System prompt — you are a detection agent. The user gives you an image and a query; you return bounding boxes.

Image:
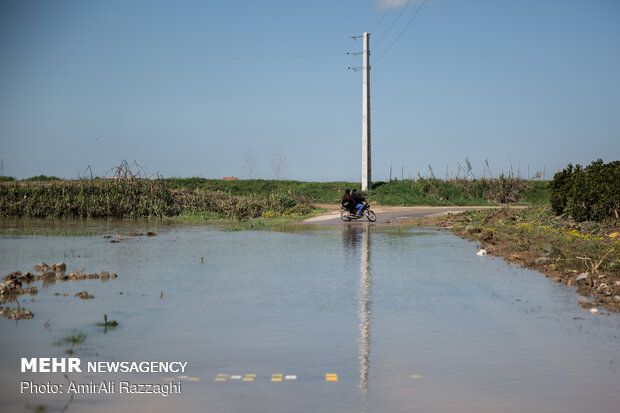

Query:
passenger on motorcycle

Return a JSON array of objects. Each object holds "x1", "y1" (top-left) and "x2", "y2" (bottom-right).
[
  {"x1": 351, "y1": 189, "x2": 366, "y2": 216},
  {"x1": 341, "y1": 189, "x2": 356, "y2": 214}
]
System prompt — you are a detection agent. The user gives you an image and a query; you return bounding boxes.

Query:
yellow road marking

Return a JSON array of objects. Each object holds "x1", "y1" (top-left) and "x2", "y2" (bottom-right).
[
  {"x1": 214, "y1": 377, "x2": 227, "y2": 382},
  {"x1": 188, "y1": 377, "x2": 200, "y2": 381},
  {"x1": 410, "y1": 374, "x2": 423, "y2": 379},
  {"x1": 325, "y1": 374, "x2": 338, "y2": 382}
]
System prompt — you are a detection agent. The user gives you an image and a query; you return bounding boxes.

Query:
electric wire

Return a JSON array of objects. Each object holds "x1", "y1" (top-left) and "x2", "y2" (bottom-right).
[
  {"x1": 370, "y1": 0, "x2": 399, "y2": 35},
  {"x1": 374, "y1": 0, "x2": 426, "y2": 65},
  {"x1": 373, "y1": 0, "x2": 416, "y2": 49}
]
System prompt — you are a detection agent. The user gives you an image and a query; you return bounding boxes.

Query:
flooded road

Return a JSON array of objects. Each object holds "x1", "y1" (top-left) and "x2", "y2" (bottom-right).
[{"x1": 1, "y1": 221, "x2": 619, "y2": 412}]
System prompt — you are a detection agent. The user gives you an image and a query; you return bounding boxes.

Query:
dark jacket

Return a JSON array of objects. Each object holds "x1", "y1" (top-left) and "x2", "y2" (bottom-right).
[
  {"x1": 342, "y1": 193, "x2": 354, "y2": 207},
  {"x1": 351, "y1": 193, "x2": 365, "y2": 204}
]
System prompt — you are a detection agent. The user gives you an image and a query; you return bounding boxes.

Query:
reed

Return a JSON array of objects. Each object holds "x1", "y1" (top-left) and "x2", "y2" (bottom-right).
[{"x1": 0, "y1": 179, "x2": 313, "y2": 220}]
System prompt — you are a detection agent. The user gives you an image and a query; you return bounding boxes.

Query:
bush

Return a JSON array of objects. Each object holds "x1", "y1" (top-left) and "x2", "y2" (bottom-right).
[
  {"x1": 549, "y1": 164, "x2": 573, "y2": 215},
  {"x1": 23, "y1": 175, "x2": 61, "y2": 181},
  {"x1": 549, "y1": 159, "x2": 619, "y2": 221}
]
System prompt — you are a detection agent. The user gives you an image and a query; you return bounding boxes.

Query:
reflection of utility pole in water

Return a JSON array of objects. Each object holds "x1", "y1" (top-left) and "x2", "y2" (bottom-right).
[{"x1": 359, "y1": 226, "x2": 372, "y2": 407}]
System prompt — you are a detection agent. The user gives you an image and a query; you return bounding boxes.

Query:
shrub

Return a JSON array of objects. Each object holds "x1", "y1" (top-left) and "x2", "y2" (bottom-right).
[
  {"x1": 23, "y1": 175, "x2": 61, "y2": 181},
  {"x1": 549, "y1": 159, "x2": 619, "y2": 221},
  {"x1": 549, "y1": 164, "x2": 574, "y2": 215}
]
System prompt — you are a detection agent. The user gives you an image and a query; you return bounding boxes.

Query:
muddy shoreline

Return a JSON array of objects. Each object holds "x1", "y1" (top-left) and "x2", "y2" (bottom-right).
[{"x1": 401, "y1": 207, "x2": 620, "y2": 313}]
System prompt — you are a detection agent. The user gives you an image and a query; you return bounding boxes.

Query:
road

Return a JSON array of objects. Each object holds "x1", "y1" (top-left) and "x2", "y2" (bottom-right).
[{"x1": 303, "y1": 205, "x2": 501, "y2": 225}]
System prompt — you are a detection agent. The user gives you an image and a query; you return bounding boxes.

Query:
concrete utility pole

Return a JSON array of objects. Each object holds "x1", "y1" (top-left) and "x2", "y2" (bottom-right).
[{"x1": 361, "y1": 32, "x2": 371, "y2": 191}]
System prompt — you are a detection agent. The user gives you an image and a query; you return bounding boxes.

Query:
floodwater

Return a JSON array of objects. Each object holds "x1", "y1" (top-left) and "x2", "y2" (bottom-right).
[{"x1": 1, "y1": 220, "x2": 619, "y2": 413}]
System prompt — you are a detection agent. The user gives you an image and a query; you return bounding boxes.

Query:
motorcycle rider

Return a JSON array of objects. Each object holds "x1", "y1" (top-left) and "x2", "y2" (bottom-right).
[{"x1": 351, "y1": 189, "x2": 366, "y2": 216}]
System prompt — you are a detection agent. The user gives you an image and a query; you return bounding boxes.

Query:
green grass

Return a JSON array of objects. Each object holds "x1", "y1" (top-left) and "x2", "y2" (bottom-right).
[
  {"x1": 0, "y1": 179, "x2": 314, "y2": 219},
  {"x1": 169, "y1": 177, "x2": 549, "y2": 206},
  {"x1": 54, "y1": 330, "x2": 87, "y2": 346},
  {"x1": 446, "y1": 206, "x2": 619, "y2": 274},
  {"x1": 54, "y1": 329, "x2": 87, "y2": 354},
  {"x1": 0, "y1": 229, "x2": 103, "y2": 237},
  {"x1": 234, "y1": 210, "x2": 325, "y2": 229},
  {"x1": 169, "y1": 210, "x2": 225, "y2": 222},
  {"x1": 370, "y1": 177, "x2": 542, "y2": 206},
  {"x1": 96, "y1": 314, "x2": 118, "y2": 332},
  {"x1": 25, "y1": 404, "x2": 49, "y2": 413},
  {"x1": 521, "y1": 180, "x2": 549, "y2": 205},
  {"x1": 171, "y1": 208, "x2": 324, "y2": 230},
  {"x1": 0, "y1": 177, "x2": 550, "y2": 220},
  {"x1": 168, "y1": 178, "x2": 353, "y2": 204}
]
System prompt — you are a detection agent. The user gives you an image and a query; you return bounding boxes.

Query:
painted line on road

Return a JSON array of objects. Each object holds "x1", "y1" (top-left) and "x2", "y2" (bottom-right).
[{"x1": 215, "y1": 373, "x2": 336, "y2": 382}]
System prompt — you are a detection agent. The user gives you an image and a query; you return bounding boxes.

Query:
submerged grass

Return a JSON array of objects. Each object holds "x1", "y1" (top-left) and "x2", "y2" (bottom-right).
[
  {"x1": 96, "y1": 314, "x2": 118, "y2": 328},
  {"x1": 54, "y1": 330, "x2": 87, "y2": 346},
  {"x1": 25, "y1": 404, "x2": 48, "y2": 413},
  {"x1": 54, "y1": 329, "x2": 87, "y2": 355}
]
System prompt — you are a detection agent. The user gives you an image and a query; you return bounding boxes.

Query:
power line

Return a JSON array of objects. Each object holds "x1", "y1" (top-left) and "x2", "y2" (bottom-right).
[
  {"x1": 374, "y1": 0, "x2": 427, "y2": 65},
  {"x1": 373, "y1": 0, "x2": 416, "y2": 49},
  {"x1": 371, "y1": 0, "x2": 399, "y2": 34}
]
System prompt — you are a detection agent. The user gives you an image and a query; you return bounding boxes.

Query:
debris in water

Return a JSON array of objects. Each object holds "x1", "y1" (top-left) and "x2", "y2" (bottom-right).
[
  {"x1": 476, "y1": 249, "x2": 488, "y2": 256},
  {"x1": 0, "y1": 306, "x2": 34, "y2": 320},
  {"x1": 75, "y1": 291, "x2": 94, "y2": 300}
]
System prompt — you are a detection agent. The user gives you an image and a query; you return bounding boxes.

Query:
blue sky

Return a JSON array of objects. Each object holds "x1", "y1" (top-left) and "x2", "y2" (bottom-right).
[{"x1": 1, "y1": 0, "x2": 619, "y2": 181}]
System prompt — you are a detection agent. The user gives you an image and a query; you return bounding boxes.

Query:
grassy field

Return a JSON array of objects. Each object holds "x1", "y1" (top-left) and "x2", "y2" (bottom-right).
[
  {"x1": 168, "y1": 177, "x2": 549, "y2": 206},
  {"x1": 0, "y1": 179, "x2": 313, "y2": 220},
  {"x1": 0, "y1": 177, "x2": 549, "y2": 220}
]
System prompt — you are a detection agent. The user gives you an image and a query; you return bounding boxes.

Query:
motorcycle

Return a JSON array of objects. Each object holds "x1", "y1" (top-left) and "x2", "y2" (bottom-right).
[{"x1": 341, "y1": 202, "x2": 376, "y2": 222}]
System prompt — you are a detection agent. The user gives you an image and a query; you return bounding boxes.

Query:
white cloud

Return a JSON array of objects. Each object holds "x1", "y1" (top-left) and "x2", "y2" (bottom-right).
[
  {"x1": 376, "y1": 0, "x2": 410, "y2": 10},
  {"x1": 376, "y1": 0, "x2": 427, "y2": 10}
]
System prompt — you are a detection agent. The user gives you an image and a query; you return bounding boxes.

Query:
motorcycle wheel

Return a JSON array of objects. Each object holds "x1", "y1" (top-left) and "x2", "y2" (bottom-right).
[
  {"x1": 340, "y1": 209, "x2": 352, "y2": 222},
  {"x1": 366, "y1": 210, "x2": 376, "y2": 222}
]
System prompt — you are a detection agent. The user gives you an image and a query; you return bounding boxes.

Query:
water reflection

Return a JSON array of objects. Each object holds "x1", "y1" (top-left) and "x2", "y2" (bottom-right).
[{"x1": 342, "y1": 224, "x2": 374, "y2": 410}]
